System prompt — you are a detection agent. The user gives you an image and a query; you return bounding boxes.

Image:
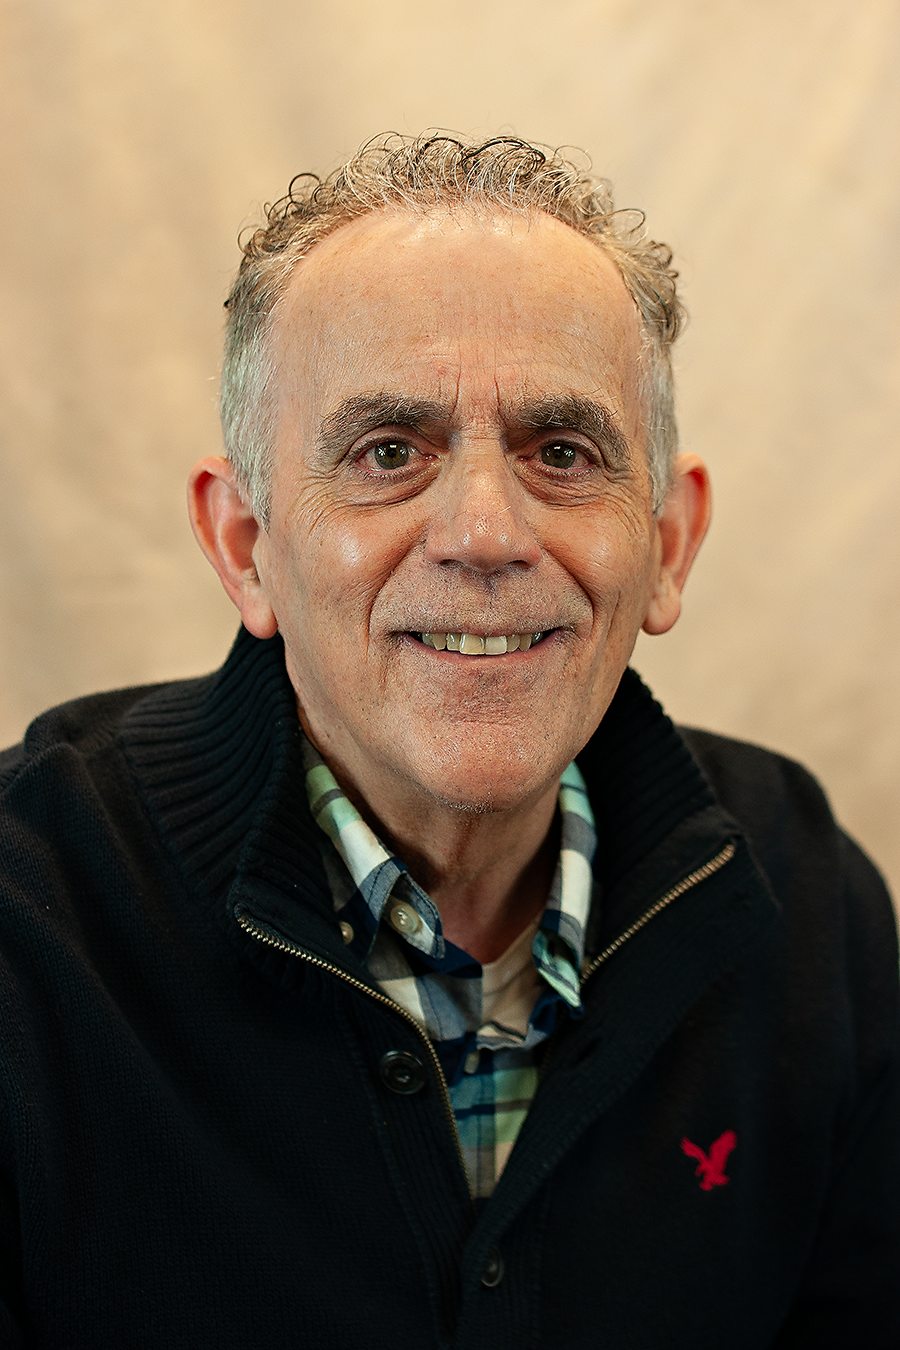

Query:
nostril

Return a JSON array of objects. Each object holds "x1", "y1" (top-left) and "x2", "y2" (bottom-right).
[{"x1": 424, "y1": 513, "x2": 542, "y2": 573}]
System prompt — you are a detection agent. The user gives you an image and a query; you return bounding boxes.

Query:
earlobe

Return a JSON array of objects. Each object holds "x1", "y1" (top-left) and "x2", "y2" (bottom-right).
[
  {"x1": 187, "y1": 457, "x2": 278, "y2": 640},
  {"x1": 642, "y1": 454, "x2": 712, "y2": 636}
]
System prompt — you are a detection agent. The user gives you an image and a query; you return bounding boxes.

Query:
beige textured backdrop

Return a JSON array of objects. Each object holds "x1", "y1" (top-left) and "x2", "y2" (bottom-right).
[{"x1": 1, "y1": 0, "x2": 898, "y2": 903}]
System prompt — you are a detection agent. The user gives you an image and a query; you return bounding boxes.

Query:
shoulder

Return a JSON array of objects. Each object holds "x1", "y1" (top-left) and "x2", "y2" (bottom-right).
[
  {"x1": 0, "y1": 683, "x2": 172, "y2": 805},
  {"x1": 678, "y1": 726, "x2": 836, "y2": 849},
  {"x1": 1, "y1": 685, "x2": 157, "y2": 775},
  {"x1": 680, "y1": 725, "x2": 895, "y2": 957},
  {"x1": 679, "y1": 724, "x2": 873, "y2": 875},
  {"x1": 0, "y1": 677, "x2": 219, "y2": 980},
  {"x1": 0, "y1": 678, "x2": 211, "y2": 871}
]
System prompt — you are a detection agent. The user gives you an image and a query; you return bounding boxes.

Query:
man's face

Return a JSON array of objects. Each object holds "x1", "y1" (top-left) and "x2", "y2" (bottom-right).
[{"x1": 252, "y1": 208, "x2": 669, "y2": 817}]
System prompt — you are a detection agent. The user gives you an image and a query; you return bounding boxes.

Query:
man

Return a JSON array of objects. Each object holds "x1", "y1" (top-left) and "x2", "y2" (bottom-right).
[{"x1": 0, "y1": 134, "x2": 897, "y2": 1347}]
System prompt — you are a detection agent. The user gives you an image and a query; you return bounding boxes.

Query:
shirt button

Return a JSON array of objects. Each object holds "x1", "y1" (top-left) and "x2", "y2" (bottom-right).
[
  {"x1": 481, "y1": 1247, "x2": 504, "y2": 1288},
  {"x1": 379, "y1": 1050, "x2": 427, "y2": 1095},
  {"x1": 339, "y1": 921, "x2": 354, "y2": 945},
  {"x1": 389, "y1": 902, "x2": 421, "y2": 936}
]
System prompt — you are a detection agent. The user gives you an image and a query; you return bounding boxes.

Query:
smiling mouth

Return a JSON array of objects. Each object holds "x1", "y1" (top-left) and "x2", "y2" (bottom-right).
[{"x1": 415, "y1": 631, "x2": 549, "y2": 656}]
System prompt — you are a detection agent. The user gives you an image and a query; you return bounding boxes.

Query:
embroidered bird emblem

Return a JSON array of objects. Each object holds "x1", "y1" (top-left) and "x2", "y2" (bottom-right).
[{"x1": 681, "y1": 1130, "x2": 737, "y2": 1190}]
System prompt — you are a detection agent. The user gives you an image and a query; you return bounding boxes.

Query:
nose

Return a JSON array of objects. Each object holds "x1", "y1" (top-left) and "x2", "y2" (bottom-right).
[{"x1": 423, "y1": 442, "x2": 543, "y2": 575}]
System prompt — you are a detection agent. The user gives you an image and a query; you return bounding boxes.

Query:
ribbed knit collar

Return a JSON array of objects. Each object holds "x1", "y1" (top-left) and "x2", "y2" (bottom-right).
[{"x1": 120, "y1": 627, "x2": 723, "y2": 944}]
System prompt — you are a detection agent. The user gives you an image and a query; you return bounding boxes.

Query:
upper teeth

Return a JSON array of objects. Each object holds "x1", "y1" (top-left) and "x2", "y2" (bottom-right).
[{"x1": 419, "y1": 632, "x2": 544, "y2": 655}]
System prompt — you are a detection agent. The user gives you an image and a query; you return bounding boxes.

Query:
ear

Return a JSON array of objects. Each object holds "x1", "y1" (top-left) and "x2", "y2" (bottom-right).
[
  {"x1": 642, "y1": 453, "x2": 712, "y2": 636},
  {"x1": 187, "y1": 456, "x2": 278, "y2": 640}
]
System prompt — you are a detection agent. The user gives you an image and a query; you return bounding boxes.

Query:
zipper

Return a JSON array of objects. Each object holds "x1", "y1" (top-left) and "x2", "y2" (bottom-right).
[
  {"x1": 539, "y1": 840, "x2": 737, "y2": 1082},
  {"x1": 580, "y1": 840, "x2": 737, "y2": 984},
  {"x1": 234, "y1": 907, "x2": 473, "y2": 1201}
]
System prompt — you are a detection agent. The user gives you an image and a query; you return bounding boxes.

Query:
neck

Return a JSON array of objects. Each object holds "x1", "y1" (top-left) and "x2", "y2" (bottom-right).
[
  {"x1": 323, "y1": 754, "x2": 562, "y2": 965},
  {"x1": 386, "y1": 795, "x2": 561, "y2": 964}
]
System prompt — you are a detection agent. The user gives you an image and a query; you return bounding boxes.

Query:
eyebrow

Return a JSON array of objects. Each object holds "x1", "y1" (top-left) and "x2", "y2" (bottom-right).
[
  {"x1": 315, "y1": 395, "x2": 450, "y2": 463},
  {"x1": 314, "y1": 390, "x2": 633, "y2": 473},
  {"x1": 514, "y1": 395, "x2": 632, "y2": 474}
]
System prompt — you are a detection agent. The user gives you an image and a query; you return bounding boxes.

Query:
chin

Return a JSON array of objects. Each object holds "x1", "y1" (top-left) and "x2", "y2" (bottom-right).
[{"x1": 399, "y1": 742, "x2": 563, "y2": 816}]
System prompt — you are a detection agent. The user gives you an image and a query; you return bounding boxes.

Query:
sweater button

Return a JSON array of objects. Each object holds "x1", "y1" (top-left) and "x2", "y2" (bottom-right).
[
  {"x1": 481, "y1": 1247, "x2": 504, "y2": 1288},
  {"x1": 379, "y1": 1050, "x2": 427, "y2": 1095}
]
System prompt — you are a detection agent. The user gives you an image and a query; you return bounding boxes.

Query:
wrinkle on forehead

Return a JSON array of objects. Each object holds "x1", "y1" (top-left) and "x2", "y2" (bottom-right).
[{"x1": 273, "y1": 203, "x2": 647, "y2": 462}]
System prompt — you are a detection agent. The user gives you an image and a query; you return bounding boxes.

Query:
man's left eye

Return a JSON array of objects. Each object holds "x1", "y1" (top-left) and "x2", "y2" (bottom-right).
[
  {"x1": 369, "y1": 441, "x2": 413, "y2": 470},
  {"x1": 539, "y1": 442, "x2": 580, "y2": 470}
]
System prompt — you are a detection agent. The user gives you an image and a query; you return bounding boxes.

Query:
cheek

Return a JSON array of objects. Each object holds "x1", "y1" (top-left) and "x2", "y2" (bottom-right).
[
  {"x1": 270, "y1": 493, "x2": 417, "y2": 623},
  {"x1": 556, "y1": 503, "x2": 656, "y2": 620}
]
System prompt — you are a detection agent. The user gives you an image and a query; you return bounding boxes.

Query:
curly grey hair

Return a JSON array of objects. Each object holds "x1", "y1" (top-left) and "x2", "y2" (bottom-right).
[{"x1": 220, "y1": 133, "x2": 685, "y2": 524}]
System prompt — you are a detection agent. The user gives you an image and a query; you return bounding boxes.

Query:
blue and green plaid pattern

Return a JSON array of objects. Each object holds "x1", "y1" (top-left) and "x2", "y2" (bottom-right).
[{"x1": 304, "y1": 742, "x2": 597, "y2": 1199}]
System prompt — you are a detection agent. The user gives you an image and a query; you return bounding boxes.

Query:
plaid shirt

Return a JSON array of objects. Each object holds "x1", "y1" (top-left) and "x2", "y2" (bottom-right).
[{"x1": 303, "y1": 741, "x2": 597, "y2": 1200}]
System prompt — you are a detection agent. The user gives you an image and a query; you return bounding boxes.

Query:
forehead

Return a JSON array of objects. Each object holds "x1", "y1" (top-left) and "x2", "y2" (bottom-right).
[{"x1": 272, "y1": 206, "x2": 644, "y2": 434}]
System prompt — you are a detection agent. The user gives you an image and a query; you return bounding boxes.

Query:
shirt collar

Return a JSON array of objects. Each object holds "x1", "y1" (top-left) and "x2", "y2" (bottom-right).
[{"x1": 302, "y1": 739, "x2": 597, "y2": 1011}]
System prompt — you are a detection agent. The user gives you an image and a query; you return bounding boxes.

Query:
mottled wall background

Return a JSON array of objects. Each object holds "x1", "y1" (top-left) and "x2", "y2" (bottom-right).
[{"x1": 1, "y1": 0, "x2": 898, "y2": 902}]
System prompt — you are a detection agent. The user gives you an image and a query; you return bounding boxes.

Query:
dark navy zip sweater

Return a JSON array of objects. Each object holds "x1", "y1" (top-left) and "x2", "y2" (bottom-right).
[{"x1": 0, "y1": 630, "x2": 897, "y2": 1348}]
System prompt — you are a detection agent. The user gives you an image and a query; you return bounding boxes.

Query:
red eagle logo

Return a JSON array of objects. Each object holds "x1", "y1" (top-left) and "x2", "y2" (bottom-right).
[{"x1": 681, "y1": 1130, "x2": 737, "y2": 1191}]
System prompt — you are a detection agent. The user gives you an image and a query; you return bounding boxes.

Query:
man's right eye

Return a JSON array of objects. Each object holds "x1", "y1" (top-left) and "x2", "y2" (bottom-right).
[{"x1": 369, "y1": 441, "x2": 413, "y2": 471}]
